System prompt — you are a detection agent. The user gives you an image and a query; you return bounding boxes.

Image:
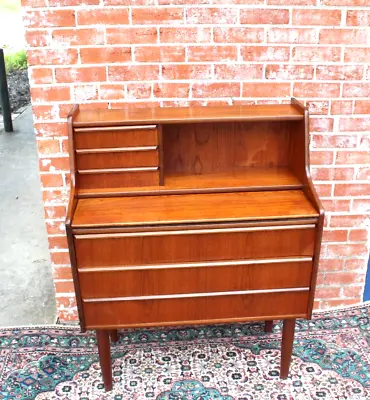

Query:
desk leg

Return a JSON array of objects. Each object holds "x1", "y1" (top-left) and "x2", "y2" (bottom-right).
[
  {"x1": 110, "y1": 330, "x2": 119, "y2": 343},
  {"x1": 264, "y1": 320, "x2": 273, "y2": 333},
  {"x1": 96, "y1": 330, "x2": 113, "y2": 391},
  {"x1": 280, "y1": 319, "x2": 295, "y2": 379}
]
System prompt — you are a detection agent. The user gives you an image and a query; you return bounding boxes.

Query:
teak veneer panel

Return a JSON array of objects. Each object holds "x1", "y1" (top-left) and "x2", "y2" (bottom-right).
[
  {"x1": 72, "y1": 190, "x2": 318, "y2": 228},
  {"x1": 83, "y1": 291, "x2": 310, "y2": 329},
  {"x1": 73, "y1": 104, "x2": 304, "y2": 127}
]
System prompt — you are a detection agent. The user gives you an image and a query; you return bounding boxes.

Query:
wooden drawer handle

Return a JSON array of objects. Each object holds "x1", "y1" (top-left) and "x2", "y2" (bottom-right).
[
  {"x1": 76, "y1": 146, "x2": 158, "y2": 154},
  {"x1": 78, "y1": 167, "x2": 159, "y2": 175},
  {"x1": 75, "y1": 125, "x2": 157, "y2": 132},
  {"x1": 75, "y1": 224, "x2": 316, "y2": 239}
]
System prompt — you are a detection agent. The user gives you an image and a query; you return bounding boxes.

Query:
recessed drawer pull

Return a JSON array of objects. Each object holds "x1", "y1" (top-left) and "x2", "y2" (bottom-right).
[
  {"x1": 78, "y1": 256, "x2": 313, "y2": 273},
  {"x1": 76, "y1": 146, "x2": 158, "y2": 154},
  {"x1": 75, "y1": 224, "x2": 316, "y2": 240},
  {"x1": 83, "y1": 287, "x2": 310, "y2": 303},
  {"x1": 78, "y1": 167, "x2": 159, "y2": 175},
  {"x1": 74, "y1": 125, "x2": 157, "y2": 132}
]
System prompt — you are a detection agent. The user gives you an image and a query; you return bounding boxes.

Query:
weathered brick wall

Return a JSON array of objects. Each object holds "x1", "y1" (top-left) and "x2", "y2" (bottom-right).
[{"x1": 21, "y1": 0, "x2": 370, "y2": 321}]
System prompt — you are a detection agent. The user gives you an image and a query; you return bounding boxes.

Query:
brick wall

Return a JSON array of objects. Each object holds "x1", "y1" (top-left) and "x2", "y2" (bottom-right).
[{"x1": 21, "y1": 0, "x2": 370, "y2": 321}]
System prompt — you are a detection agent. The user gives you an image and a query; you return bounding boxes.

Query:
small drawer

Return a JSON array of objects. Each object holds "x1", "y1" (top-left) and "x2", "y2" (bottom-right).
[
  {"x1": 78, "y1": 168, "x2": 159, "y2": 189},
  {"x1": 74, "y1": 125, "x2": 158, "y2": 149},
  {"x1": 78, "y1": 259, "x2": 313, "y2": 299},
  {"x1": 82, "y1": 290, "x2": 310, "y2": 328},
  {"x1": 76, "y1": 148, "x2": 159, "y2": 170},
  {"x1": 74, "y1": 225, "x2": 316, "y2": 268}
]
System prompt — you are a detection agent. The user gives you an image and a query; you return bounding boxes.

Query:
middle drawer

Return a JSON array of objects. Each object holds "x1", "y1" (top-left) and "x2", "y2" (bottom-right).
[{"x1": 78, "y1": 258, "x2": 312, "y2": 299}]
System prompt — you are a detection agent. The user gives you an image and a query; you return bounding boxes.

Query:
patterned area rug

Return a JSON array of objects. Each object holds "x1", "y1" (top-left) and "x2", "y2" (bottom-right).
[{"x1": 0, "y1": 304, "x2": 369, "y2": 400}]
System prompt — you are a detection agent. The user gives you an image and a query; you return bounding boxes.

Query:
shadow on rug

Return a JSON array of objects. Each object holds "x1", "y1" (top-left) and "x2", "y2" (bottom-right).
[{"x1": 0, "y1": 304, "x2": 369, "y2": 399}]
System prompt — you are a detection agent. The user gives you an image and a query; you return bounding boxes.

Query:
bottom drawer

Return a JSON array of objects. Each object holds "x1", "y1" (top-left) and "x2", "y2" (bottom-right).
[{"x1": 83, "y1": 290, "x2": 309, "y2": 328}]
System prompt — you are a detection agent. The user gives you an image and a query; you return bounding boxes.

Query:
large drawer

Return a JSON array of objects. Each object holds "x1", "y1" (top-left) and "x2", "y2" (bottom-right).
[
  {"x1": 78, "y1": 258, "x2": 312, "y2": 299},
  {"x1": 74, "y1": 125, "x2": 158, "y2": 149},
  {"x1": 82, "y1": 290, "x2": 310, "y2": 328},
  {"x1": 74, "y1": 225, "x2": 316, "y2": 267}
]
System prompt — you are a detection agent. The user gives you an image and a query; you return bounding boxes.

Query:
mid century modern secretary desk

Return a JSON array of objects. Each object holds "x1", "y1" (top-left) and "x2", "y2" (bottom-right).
[{"x1": 66, "y1": 99, "x2": 324, "y2": 391}]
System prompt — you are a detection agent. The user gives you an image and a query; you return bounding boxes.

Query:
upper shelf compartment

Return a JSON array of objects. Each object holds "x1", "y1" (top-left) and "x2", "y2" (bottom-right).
[{"x1": 73, "y1": 104, "x2": 304, "y2": 127}]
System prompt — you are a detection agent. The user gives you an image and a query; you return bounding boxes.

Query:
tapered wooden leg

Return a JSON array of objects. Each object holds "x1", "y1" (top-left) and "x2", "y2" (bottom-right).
[
  {"x1": 96, "y1": 330, "x2": 113, "y2": 391},
  {"x1": 280, "y1": 319, "x2": 296, "y2": 379},
  {"x1": 264, "y1": 320, "x2": 273, "y2": 333},
  {"x1": 109, "y1": 329, "x2": 119, "y2": 343}
]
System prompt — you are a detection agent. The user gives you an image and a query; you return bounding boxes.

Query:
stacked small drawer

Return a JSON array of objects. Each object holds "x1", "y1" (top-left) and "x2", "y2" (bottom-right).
[{"x1": 74, "y1": 124, "x2": 160, "y2": 189}]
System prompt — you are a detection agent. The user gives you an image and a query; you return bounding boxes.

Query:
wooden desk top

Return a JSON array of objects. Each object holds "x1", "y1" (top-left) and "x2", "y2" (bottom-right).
[
  {"x1": 72, "y1": 190, "x2": 318, "y2": 228},
  {"x1": 73, "y1": 104, "x2": 304, "y2": 127}
]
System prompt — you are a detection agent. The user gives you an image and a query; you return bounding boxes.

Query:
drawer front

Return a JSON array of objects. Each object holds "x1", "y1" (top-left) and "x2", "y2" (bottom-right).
[
  {"x1": 83, "y1": 291, "x2": 309, "y2": 328},
  {"x1": 74, "y1": 125, "x2": 158, "y2": 149},
  {"x1": 78, "y1": 259, "x2": 312, "y2": 299},
  {"x1": 76, "y1": 149, "x2": 159, "y2": 170},
  {"x1": 74, "y1": 226, "x2": 316, "y2": 267},
  {"x1": 78, "y1": 169, "x2": 159, "y2": 189}
]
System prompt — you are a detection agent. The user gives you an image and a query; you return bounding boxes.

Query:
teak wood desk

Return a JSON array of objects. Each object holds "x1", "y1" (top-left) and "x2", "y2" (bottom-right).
[{"x1": 66, "y1": 99, "x2": 324, "y2": 391}]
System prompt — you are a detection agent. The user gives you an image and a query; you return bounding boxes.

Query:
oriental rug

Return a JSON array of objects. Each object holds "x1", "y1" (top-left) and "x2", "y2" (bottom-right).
[{"x1": 0, "y1": 303, "x2": 369, "y2": 400}]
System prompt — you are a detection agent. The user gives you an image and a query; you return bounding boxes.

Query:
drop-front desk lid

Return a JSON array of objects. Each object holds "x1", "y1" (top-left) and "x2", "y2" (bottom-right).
[{"x1": 72, "y1": 190, "x2": 319, "y2": 229}]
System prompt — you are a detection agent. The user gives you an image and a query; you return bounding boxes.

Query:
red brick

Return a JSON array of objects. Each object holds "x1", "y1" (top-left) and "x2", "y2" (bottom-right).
[
  {"x1": 311, "y1": 150, "x2": 334, "y2": 165},
  {"x1": 323, "y1": 0, "x2": 368, "y2": 4},
  {"x1": 162, "y1": 65, "x2": 212, "y2": 80},
  {"x1": 349, "y1": 229, "x2": 368, "y2": 242},
  {"x1": 109, "y1": 65, "x2": 160, "y2": 81},
  {"x1": 323, "y1": 229, "x2": 348, "y2": 242},
  {"x1": 52, "y1": 28, "x2": 105, "y2": 46},
  {"x1": 293, "y1": 9, "x2": 341, "y2": 26},
  {"x1": 311, "y1": 167, "x2": 354, "y2": 181},
  {"x1": 49, "y1": 0, "x2": 99, "y2": 5},
  {"x1": 354, "y1": 101, "x2": 370, "y2": 114},
  {"x1": 27, "y1": 49, "x2": 78, "y2": 66},
  {"x1": 212, "y1": 0, "x2": 263, "y2": 3},
  {"x1": 310, "y1": 118, "x2": 334, "y2": 133},
  {"x1": 54, "y1": 280, "x2": 75, "y2": 292},
  {"x1": 80, "y1": 47, "x2": 131, "y2": 64},
  {"x1": 308, "y1": 101, "x2": 329, "y2": 115},
  {"x1": 241, "y1": 46, "x2": 290, "y2": 62},
  {"x1": 267, "y1": 28, "x2": 317, "y2": 44},
  {"x1": 107, "y1": 27, "x2": 157, "y2": 45},
  {"x1": 321, "y1": 200, "x2": 351, "y2": 213},
  {"x1": 32, "y1": 105, "x2": 60, "y2": 121},
  {"x1": 344, "y1": 48, "x2": 370, "y2": 63},
  {"x1": 160, "y1": 27, "x2": 211, "y2": 43},
  {"x1": 99, "y1": 84, "x2": 126, "y2": 100},
  {"x1": 356, "y1": 167, "x2": 370, "y2": 180},
  {"x1": 37, "y1": 139, "x2": 60, "y2": 156},
  {"x1": 30, "y1": 68, "x2": 53, "y2": 85},
  {"x1": 352, "y1": 199, "x2": 370, "y2": 213},
  {"x1": 55, "y1": 67, "x2": 106, "y2": 83},
  {"x1": 214, "y1": 27, "x2": 263, "y2": 43},
  {"x1": 319, "y1": 29, "x2": 367, "y2": 45},
  {"x1": 187, "y1": 8, "x2": 238, "y2": 24},
  {"x1": 331, "y1": 101, "x2": 353, "y2": 115},
  {"x1": 21, "y1": 0, "x2": 47, "y2": 6},
  {"x1": 43, "y1": 189, "x2": 69, "y2": 205},
  {"x1": 315, "y1": 286, "x2": 341, "y2": 299},
  {"x1": 315, "y1": 184, "x2": 332, "y2": 197},
  {"x1": 46, "y1": 220, "x2": 66, "y2": 235},
  {"x1": 242, "y1": 83, "x2": 290, "y2": 98},
  {"x1": 293, "y1": 47, "x2": 340, "y2": 62},
  {"x1": 132, "y1": 7, "x2": 184, "y2": 24},
  {"x1": 240, "y1": 9, "x2": 288, "y2": 25},
  {"x1": 24, "y1": 10, "x2": 75, "y2": 28},
  {"x1": 153, "y1": 83, "x2": 190, "y2": 98},
  {"x1": 215, "y1": 65, "x2": 263, "y2": 80},
  {"x1": 267, "y1": 0, "x2": 315, "y2": 3},
  {"x1": 311, "y1": 134, "x2": 356, "y2": 148},
  {"x1": 127, "y1": 84, "x2": 152, "y2": 100},
  {"x1": 34, "y1": 123, "x2": 68, "y2": 138},
  {"x1": 345, "y1": 259, "x2": 367, "y2": 271},
  {"x1": 39, "y1": 157, "x2": 70, "y2": 172},
  {"x1": 347, "y1": 11, "x2": 370, "y2": 26},
  {"x1": 266, "y1": 65, "x2": 314, "y2": 80},
  {"x1": 316, "y1": 65, "x2": 364, "y2": 81},
  {"x1": 330, "y1": 214, "x2": 369, "y2": 228},
  {"x1": 55, "y1": 296, "x2": 76, "y2": 309},
  {"x1": 73, "y1": 85, "x2": 98, "y2": 101},
  {"x1": 343, "y1": 285, "x2": 364, "y2": 298},
  {"x1": 31, "y1": 87, "x2": 70, "y2": 103},
  {"x1": 52, "y1": 266, "x2": 73, "y2": 280},
  {"x1": 25, "y1": 30, "x2": 50, "y2": 47},
  {"x1": 40, "y1": 173, "x2": 64, "y2": 188},
  {"x1": 188, "y1": 46, "x2": 237, "y2": 62},
  {"x1": 57, "y1": 308, "x2": 78, "y2": 321},
  {"x1": 322, "y1": 299, "x2": 360, "y2": 308},
  {"x1": 193, "y1": 83, "x2": 240, "y2": 98},
  {"x1": 294, "y1": 83, "x2": 340, "y2": 98},
  {"x1": 336, "y1": 151, "x2": 370, "y2": 165},
  {"x1": 77, "y1": 8, "x2": 129, "y2": 25},
  {"x1": 44, "y1": 205, "x2": 67, "y2": 220},
  {"x1": 334, "y1": 183, "x2": 370, "y2": 197},
  {"x1": 325, "y1": 271, "x2": 364, "y2": 284},
  {"x1": 339, "y1": 117, "x2": 370, "y2": 132},
  {"x1": 135, "y1": 46, "x2": 185, "y2": 62},
  {"x1": 318, "y1": 258, "x2": 344, "y2": 272}
]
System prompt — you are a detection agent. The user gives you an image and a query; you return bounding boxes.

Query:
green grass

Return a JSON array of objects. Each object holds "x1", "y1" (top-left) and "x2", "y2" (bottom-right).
[
  {"x1": 0, "y1": 0, "x2": 21, "y2": 12},
  {"x1": 4, "y1": 49, "x2": 27, "y2": 72}
]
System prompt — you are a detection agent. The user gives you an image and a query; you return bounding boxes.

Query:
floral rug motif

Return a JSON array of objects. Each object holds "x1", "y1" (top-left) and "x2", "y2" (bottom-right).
[{"x1": 0, "y1": 304, "x2": 369, "y2": 399}]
